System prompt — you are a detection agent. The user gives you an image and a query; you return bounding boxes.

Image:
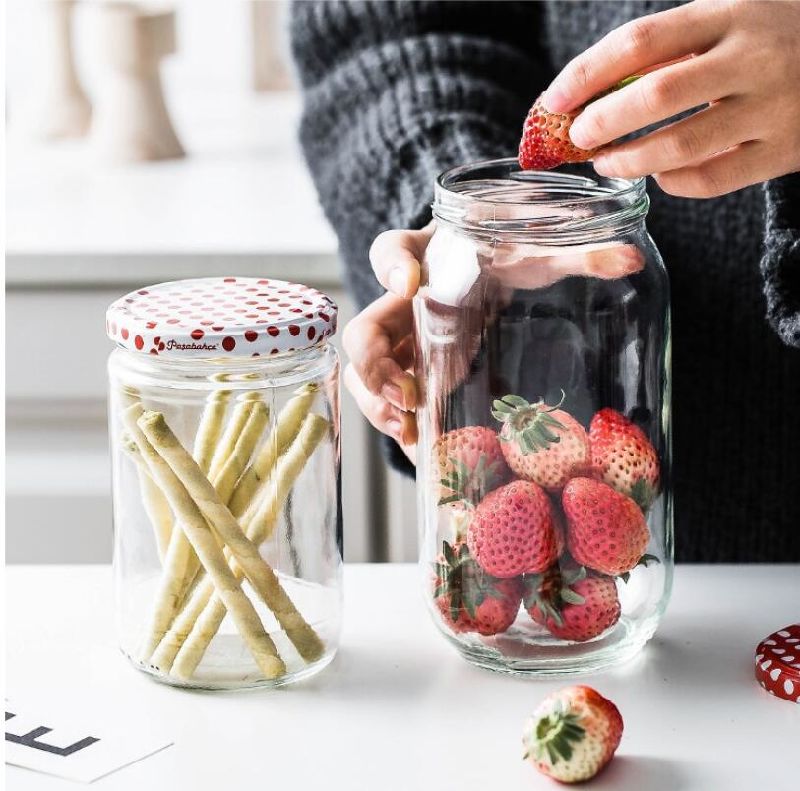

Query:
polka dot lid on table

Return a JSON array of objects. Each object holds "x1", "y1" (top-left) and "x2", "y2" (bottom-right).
[
  {"x1": 106, "y1": 277, "x2": 338, "y2": 358},
  {"x1": 755, "y1": 623, "x2": 800, "y2": 704}
]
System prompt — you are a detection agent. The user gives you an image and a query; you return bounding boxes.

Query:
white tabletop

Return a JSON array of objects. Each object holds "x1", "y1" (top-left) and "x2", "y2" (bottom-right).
[{"x1": 6, "y1": 564, "x2": 799, "y2": 790}]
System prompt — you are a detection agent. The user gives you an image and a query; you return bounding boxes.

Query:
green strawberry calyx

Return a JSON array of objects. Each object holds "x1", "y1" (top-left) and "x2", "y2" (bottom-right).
[
  {"x1": 492, "y1": 391, "x2": 567, "y2": 456},
  {"x1": 524, "y1": 565, "x2": 587, "y2": 627},
  {"x1": 618, "y1": 553, "x2": 660, "y2": 584},
  {"x1": 523, "y1": 700, "x2": 586, "y2": 765},
  {"x1": 438, "y1": 454, "x2": 506, "y2": 507},
  {"x1": 433, "y1": 541, "x2": 503, "y2": 623}
]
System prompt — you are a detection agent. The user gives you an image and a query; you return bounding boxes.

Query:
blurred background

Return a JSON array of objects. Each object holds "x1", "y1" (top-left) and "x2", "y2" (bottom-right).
[{"x1": 5, "y1": 0, "x2": 416, "y2": 564}]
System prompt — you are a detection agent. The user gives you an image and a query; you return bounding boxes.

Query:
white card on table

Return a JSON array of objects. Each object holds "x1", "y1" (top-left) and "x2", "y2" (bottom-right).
[{"x1": 5, "y1": 696, "x2": 174, "y2": 783}]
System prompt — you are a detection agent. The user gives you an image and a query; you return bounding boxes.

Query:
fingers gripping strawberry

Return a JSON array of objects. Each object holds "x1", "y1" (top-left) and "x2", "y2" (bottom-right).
[
  {"x1": 493, "y1": 393, "x2": 589, "y2": 491},
  {"x1": 434, "y1": 540, "x2": 523, "y2": 636},
  {"x1": 519, "y1": 77, "x2": 639, "y2": 171}
]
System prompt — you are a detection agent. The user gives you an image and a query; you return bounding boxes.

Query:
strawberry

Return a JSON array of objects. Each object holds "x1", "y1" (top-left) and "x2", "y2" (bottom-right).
[
  {"x1": 523, "y1": 685, "x2": 624, "y2": 783},
  {"x1": 562, "y1": 478, "x2": 650, "y2": 576},
  {"x1": 467, "y1": 480, "x2": 559, "y2": 578},
  {"x1": 524, "y1": 565, "x2": 620, "y2": 642},
  {"x1": 519, "y1": 97, "x2": 596, "y2": 171},
  {"x1": 492, "y1": 393, "x2": 589, "y2": 491},
  {"x1": 433, "y1": 540, "x2": 522, "y2": 636},
  {"x1": 433, "y1": 426, "x2": 510, "y2": 506},
  {"x1": 519, "y1": 77, "x2": 640, "y2": 171},
  {"x1": 589, "y1": 408, "x2": 660, "y2": 509}
]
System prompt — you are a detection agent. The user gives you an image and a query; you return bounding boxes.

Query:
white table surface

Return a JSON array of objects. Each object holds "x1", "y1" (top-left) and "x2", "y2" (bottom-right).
[{"x1": 6, "y1": 564, "x2": 799, "y2": 790}]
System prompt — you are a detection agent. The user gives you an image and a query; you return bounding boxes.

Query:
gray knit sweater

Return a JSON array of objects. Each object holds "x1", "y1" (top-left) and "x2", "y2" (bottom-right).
[{"x1": 290, "y1": 1, "x2": 800, "y2": 562}]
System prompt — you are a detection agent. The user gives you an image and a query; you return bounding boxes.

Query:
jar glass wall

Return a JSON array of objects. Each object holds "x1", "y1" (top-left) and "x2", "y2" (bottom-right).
[
  {"x1": 107, "y1": 278, "x2": 341, "y2": 690},
  {"x1": 415, "y1": 160, "x2": 672, "y2": 675}
]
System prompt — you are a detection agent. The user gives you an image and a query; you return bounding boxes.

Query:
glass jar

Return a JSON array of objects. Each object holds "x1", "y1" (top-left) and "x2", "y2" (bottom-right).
[
  {"x1": 106, "y1": 277, "x2": 341, "y2": 689},
  {"x1": 415, "y1": 159, "x2": 672, "y2": 675}
]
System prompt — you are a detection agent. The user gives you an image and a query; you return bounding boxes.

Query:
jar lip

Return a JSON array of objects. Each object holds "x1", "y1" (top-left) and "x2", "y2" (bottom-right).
[{"x1": 434, "y1": 158, "x2": 648, "y2": 243}]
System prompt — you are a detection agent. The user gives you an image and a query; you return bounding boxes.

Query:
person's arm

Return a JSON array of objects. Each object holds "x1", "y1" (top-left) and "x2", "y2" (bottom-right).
[
  {"x1": 290, "y1": 0, "x2": 551, "y2": 310},
  {"x1": 762, "y1": 175, "x2": 800, "y2": 347}
]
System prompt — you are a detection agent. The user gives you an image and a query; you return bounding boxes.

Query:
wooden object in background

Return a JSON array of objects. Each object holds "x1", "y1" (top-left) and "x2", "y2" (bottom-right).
[
  {"x1": 251, "y1": 0, "x2": 293, "y2": 92},
  {"x1": 90, "y1": 3, "x2": 184, "y2": 162},
  {"x1": 30, "y1": 0, "x2": 92, "y2": 140}
]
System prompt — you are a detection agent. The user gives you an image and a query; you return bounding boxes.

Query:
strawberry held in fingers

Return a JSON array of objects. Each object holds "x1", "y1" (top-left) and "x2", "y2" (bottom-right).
[
  {"x1": 525, "y1": 565, "x2": 621, "y2": 642},
  {"x1": 562, "y1": 478, "x2": 650, "y2": 576},
  {"x1": 493, "y1": 393, "x2": 589, "y2": 491},
  {"x1": 519, "y1": 77, "x2": 640, "y2": 171},
  {"x1": 589, "y1": 408, "x2": 660, "y2": 510},
  {"x1": 433, "y1": 426, "x2": 510, "y2": 506},
  {"x1": 467, "y1": 480, "x2": 560, "y2": 578},
  {"x1": 523, "y1": 685, "x2": 623, "y2": 783},
  {"x1": 434, "y1": 540, "x2": 523, "y2": 636},
  {"x1": 519, "y1": 97, "x2": 597, "y2": 170}
]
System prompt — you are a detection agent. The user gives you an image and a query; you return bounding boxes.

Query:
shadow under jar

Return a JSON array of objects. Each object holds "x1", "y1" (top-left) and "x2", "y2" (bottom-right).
[
  {"x1": 107, "y1": 277, "x2": 342, "y2": 689},
  {"x1": 415, "y1": 159, "x2": 672, "y2": 676}
]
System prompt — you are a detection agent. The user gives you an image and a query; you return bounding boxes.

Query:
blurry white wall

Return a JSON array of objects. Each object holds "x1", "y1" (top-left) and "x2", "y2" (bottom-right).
[{"x1": 5, "y1": 0, "x2": 419, "y2": 565}]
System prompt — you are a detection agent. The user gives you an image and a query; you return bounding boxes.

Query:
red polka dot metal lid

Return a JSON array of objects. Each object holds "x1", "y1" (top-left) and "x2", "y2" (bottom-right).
[
  {"x1": 755, "y1": 624, "x2": 800, "y2": 704},
  {"x1": 106, "y1": 277, "x2": 337, "y2": 358}
]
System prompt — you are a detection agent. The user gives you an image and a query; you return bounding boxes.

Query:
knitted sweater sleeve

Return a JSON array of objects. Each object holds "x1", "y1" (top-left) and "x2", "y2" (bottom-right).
[
  {"x1": 289, "y1": 0, "x2": 551, "y2": 309},
  {"x1": 762, "y1": 174, "x2": 800, "y2": 348}
]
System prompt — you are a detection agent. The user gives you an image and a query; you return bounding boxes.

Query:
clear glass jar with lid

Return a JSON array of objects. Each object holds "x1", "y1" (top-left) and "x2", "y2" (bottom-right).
[
  {"x1": 107, "y1": 276, "x2": 341, "y2": 689},
  {"x1": 415, "y1": 159, "x2": 672, "y2": 675}
]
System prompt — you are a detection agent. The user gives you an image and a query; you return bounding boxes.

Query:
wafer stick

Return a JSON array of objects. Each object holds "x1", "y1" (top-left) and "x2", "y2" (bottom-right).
[
  {"x1": 138, "y1": 411, "x2": 326, "y2": 669},
  {"x1": 150, "y1": 386, "x2": 318, "y2": 672},
  {"x1": 169, "y1": 414, "x2": 329, "y2": 678},
  {"x1": 207, "y1": 392, "x2": 260, "y2": 482},
  {"x1": 228, "y1": 384, "x2": 317, "y2": 517},
  {"x1": 167, "y1": 390, "x2": 261, "y2": 606},
  {"x1": 120, "y1": 433, "x2": 173, "y2": 561},
  {"x1": 193, "y1": 388, "x2": 232, "y2": 474},
  {"x1": 126, "y1": 406, "x2": 285, "y2": 679},
  {"x1": 212, "y1": 400, "x2": 269, "y2": 505}
]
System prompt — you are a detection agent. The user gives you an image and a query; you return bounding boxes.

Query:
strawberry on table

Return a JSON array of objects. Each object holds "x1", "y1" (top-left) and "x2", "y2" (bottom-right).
[
  {"x1": 562, "y1": 478, "x2": 650, "y2": 576},
  {"x1": 492, "y1": 393, "x2": 589, "y2": 491},
  {"x1": 433, "y1": 426, "x2": 510, "y2": 506},
  {"x1": 523, "y1": 685, "x2": 624, "y2": 784},
  {"x1": 524, "y1": 565, "x2": 621, "y2": 642},
  {"x1": 434, "y1": 540, "x2": 523, "y2": 636},
  {"x1": 467, "y1": 480, "x2": 560, "y2": 578},
  {"x1": 589, "y1": 408, "x2": 660, "y2": 509}
]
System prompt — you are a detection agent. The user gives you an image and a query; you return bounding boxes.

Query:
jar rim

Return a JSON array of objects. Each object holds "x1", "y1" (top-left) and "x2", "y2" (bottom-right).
[{"x1": 433, "y1": 158, "x2": 648, "y2": 243}]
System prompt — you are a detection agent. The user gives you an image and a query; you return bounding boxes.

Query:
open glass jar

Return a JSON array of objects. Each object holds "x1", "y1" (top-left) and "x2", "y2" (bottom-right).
[
  {"x1": 415, "y1": 160, "x2": 672, "y2": 675},
  {"x1": 107, "y1": 277, "x2": 341, "y2": 689}
]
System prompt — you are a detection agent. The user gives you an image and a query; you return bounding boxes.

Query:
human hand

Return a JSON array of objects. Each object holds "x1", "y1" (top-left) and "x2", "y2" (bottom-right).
[
  {"x1": 342, "y1": 225, "x2": 433, "y2": 462},
  {"x1": 542, "y1": 0, "x2": 800, "y2": 197},
  {"x1": 343, "y1": 220, "x2": 643, "y2": 463}
]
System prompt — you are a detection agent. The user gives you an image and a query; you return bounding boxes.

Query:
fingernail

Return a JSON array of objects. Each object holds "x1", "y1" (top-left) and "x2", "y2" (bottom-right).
[
  {"x1": 386, "y1": 419, "x2": 402, "y2": 437},
  {"x1": 569, "y1": 120, "x2": 595, "y2": 150},
  {"x1": 388, "y1": 267, "x2": 408, "y2": 297},
  {"x1": 381, "y1": 382, "x2": 406, "y2": 409},
  {"x1": 542, "y1": 85, "x2": 570, "y2": 113}
]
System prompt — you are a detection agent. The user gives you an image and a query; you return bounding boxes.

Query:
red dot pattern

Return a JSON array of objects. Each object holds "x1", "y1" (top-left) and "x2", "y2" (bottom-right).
[{"x1": 106, "y1": 276, "x2": 338, "y2": 358}]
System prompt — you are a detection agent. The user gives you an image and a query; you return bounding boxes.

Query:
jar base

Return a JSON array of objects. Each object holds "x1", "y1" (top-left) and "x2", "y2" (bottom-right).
[
  {"x1": 125, "y1": 647, "x2": 337, "y2": 691},
  {"x1": 446, "y1": 616, "x2": 659, "y2": 678}
]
